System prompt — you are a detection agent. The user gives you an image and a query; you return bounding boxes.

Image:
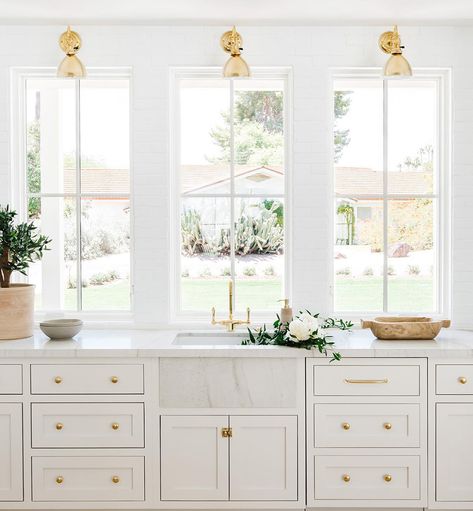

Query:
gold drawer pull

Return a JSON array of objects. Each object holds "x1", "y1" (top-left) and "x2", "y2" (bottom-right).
[
  {"x1": 112, "y1": 476, "x2": 120, "y2": 484},
  {"x1": 54, "y1": 376, "x2": 63, "y2": 384},
  {"x1": 459, "y1": 376, "x2": 468, "y2": 384},
  {"x1": 56, "y1": 422, "x2": 64, "y2": 431},
  {"x1": 111, "y1": 376, "x2": 119, "y2": 384},
  {"x1": 384, "y1": 474, "x2": 392, "y2": 482},
  {"x1": 344, "y1": 378, "x2": 388, "y2": 384},
  {"x1": 56, "y1": 476, "x2": 64, "y2": 484},
  {"x1": 111, "y1": 423, "x2": 120, "y2": 430},
  {"x1": 342, "y1": 474, "x2": 351, "y2": 483},
  {"x1": 221, "y1": 427, "x2": 232, "y2": 438},
  {"x1": 383, "y1": 422, "x2": 392, "y2": 430},
  {"x1": 342, "y1": 422, "x2": 350, "y2": 430}
]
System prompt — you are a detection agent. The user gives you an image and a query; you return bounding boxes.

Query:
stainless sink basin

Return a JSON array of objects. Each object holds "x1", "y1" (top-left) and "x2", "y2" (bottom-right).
[{"x1": 172, "y1": 332, "x2": 247, "y2": 346}]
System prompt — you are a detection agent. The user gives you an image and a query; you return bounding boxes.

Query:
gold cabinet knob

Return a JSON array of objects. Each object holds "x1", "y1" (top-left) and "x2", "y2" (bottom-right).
[
  {"x1": 384, "y1": 474, "x2": 392, "y2": 482},
  {"x1": 110, "y1": 376, "x2": 119, "y2": 384},
  {"x1": 56, "y1": 476, "x2": 64, "y2": 484},
  {"x1": 111, "y1": 423, "x2": 120, "y2": 430},
  {"x1": 342, "y1": 422, "x2": 350, "y2": 430},
  {"x1": 112, "y1": 476, "x2": 120, "y2": 484},
  {"x1": 384, "y1": 422, "x2": 392, "y2": 430},
  {"x1": 56, "y1": 422, "x2": 64, "y2": 431},
  {"x1": 342, "y1": 474, "x2": 351, "y2": 483},
  {"x1": 459, "y1": 376, "x2": 468, "y2": 384},
  {"x1": 54, "y1": 376, "x2": 63, "y2": 384}
]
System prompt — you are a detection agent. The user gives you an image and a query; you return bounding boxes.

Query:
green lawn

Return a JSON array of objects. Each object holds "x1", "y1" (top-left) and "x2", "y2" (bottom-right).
[
  {"x1": 335, "y1": 277, "x2": 433, "y2": 312},
  {"x1": 60, "y1": 276, "x2": 433, "y2": 313}
]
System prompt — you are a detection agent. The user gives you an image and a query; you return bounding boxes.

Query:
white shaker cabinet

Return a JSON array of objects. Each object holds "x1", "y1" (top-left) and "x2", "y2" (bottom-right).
[
  {"x1": 160, "y1": 415, "x2": 229, "y2": 501},
  {"x1": 160, "y1": 415, "x2": 298, "y2": 502},
  {"x1": 0, "y1": 403, "x2": 22, "y2": 501}
]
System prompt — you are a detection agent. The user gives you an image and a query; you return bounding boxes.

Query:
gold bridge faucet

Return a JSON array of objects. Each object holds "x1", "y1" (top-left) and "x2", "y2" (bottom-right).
[{"x1": 211, "y1": 280, "x2": 251, "y2": 332}]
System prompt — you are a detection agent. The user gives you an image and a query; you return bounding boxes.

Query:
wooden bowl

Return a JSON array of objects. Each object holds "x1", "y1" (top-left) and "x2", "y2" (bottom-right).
[{"x1": 361, "y1": 316, "x2": 451, "y2": 340}]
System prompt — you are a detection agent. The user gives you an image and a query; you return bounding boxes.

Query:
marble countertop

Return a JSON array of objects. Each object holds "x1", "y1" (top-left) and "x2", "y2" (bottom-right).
[{"x1": 0, "y1": 327, "x2": 472, "y2": 358}]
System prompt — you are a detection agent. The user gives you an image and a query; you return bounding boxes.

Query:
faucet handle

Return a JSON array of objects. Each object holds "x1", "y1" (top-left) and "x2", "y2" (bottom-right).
[{"x1": 211, "y1": 306, "x2": 216, "y2": 324}]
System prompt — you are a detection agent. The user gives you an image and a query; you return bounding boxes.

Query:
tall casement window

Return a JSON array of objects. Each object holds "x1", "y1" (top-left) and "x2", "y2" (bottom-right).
[
  {"x1": 333, "y1": 72, "x2": 449, "y2": 314},
  {"x1": 20, "y1": 74, "x2": 131, "y2": 312},
  {"x1": 173, "y1": 70, "x2": 289, "y2": 317}
]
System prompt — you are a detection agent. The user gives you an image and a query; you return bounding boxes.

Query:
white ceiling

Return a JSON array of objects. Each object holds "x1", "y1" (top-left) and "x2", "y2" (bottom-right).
[{"x1": 1, "y1": 0, "x2": 473, "y2": 25}]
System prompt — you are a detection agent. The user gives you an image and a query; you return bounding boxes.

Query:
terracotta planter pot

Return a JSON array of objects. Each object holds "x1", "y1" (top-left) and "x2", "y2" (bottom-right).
[{"x1": 0, "y1": 284, "x2": 35, "y2": 340}]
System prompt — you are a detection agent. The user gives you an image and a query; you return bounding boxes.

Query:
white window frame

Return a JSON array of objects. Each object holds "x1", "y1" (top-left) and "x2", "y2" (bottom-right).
[
  {"x1": 170, "y1": 67, "x2": 293, "y2": 323},
  {"x1": 330, "y1": 68, "x2": 451, "y2": 317},
  {"x1": 11, "y1": 67, "x2": 134, "y2": 319}
]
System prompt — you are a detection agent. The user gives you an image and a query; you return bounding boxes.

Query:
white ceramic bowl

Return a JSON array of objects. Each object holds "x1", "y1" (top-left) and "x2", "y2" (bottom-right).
[{"x1": 39, "y1": 319, "x2": 83, "y2": 340}]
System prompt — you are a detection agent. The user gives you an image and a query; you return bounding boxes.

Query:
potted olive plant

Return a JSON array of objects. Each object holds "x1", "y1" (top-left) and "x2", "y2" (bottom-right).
[{"x1": 0, "y1": 205, "x2": 51, "y2": 339}]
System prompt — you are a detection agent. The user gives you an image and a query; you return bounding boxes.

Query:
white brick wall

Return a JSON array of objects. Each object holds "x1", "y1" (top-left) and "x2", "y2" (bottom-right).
[{"x1": 0, "y1": 24, "x2": 470, "y2": 327}]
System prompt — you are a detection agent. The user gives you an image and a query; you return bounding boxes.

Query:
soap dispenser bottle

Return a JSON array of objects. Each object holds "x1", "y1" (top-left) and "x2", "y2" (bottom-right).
[{"x1": 278, "y1": 299, "x2": 293, "y2": 325}]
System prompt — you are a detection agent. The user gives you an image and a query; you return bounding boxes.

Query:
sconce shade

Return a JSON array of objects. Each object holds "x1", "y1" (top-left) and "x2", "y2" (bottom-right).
[
  {"x1": 223, "y1": 55, "x2": 250, "y2": 78},
  {"x1": 57, "y1": 55, "x2": 87, "y2": 78},
  {"x1": 384, "y1": 53, "x2": 412, "y2": 77}
]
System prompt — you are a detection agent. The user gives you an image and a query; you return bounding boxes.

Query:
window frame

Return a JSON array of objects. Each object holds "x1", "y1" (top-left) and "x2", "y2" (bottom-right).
[
  {"x1": 330, "y1": 68, "x2": 451, "y2": 317},
  {"x1": 170, "y1": 67, "x2": 293, "y2": 323},
  {"x1": 11, "y1": 67, "x2": 134, "y2": 317}
]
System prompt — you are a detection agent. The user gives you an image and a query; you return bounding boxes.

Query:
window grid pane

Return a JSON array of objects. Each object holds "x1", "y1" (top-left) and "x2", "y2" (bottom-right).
[
  {"x1": 179, "y1": 76, "x2": 286, "y2": 313},
  {"x1": 333, "y1": 75, "x2": 440, "y2": 313},
  {"x1": 25, "y1": 76, "x2": 131, "y2": 312}
]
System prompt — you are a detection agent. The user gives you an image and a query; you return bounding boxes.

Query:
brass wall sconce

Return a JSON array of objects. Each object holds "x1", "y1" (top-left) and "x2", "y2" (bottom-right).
[
  {"x1": 220, "y1": 26, "x2": 250, "y2": 78},
  {"x1": 379, "y1": 25, "x2": 412, "y2": 77},
  {"x1": 57, "y1": 26, "x2": 86, "y2": 78}
]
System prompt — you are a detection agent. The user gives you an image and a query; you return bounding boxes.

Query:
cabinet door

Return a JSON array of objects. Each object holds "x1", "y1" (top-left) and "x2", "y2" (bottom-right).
[
  {"x1": 0, "y1": 403, "x2": 22, "y2": 501},
  {"x1": 230, "y1": 416, "x2": 297, "y2": 501},
  {"x1": 160, "y1": 416, "x2": 229, "y2": 501},
  {"x1": 437, "y1": 403, "x2": 473, "y2": 501}
]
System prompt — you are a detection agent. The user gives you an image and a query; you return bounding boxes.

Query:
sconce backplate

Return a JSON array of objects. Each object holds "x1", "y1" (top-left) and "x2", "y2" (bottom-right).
[
  {"x1": 220, "y1": 29, "x2": 243, "y2": 53},
  {"x1": 59, "y1": 28, "x2": 82, "y2": 55},
  {"x1": 378, "y1": 30, "x2": 395, "y2": 54}
]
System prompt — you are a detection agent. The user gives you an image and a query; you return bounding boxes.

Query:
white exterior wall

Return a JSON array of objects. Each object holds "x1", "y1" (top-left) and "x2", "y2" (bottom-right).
[{"x1": 0, "y1": 25, "x2": 469, "y2": 327}]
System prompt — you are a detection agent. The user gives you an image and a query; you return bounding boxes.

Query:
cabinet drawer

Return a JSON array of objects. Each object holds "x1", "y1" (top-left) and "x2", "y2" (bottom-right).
[
  {"x1": 31, "y1": 403, "x2": 144, "y2": 448},
  {"x1": 314, "y1": 403, "x2": 420, "y2": 448},
  {"x1": 436, "y1": 364, "x2": 473, "y2": 394},
  {"x1": 313, "y1": 364, "x2": 420, "y2": 396},
  {"x1": 32, "y1": 456, "x2": 144, "y2": 502},
  {"x1": 313, "y1": 455, "x2": 420, "y2": 501},
  {"x1": 31, "y1": 364, "x2": 144, "y2": 394},
  {"x1": 0, "y1": 365, "x2": 22, "y2": 394}
]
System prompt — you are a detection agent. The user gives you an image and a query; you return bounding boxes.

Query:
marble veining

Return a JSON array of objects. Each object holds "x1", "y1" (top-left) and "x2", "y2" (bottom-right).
[{"x1": 159, "y1": 357, "x2": 298, "y2": 408}]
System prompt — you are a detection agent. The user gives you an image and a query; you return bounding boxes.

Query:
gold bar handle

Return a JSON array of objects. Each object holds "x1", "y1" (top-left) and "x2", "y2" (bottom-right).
[{"x1": 344, "y1": 378, "x2": 389, "y2": 384}]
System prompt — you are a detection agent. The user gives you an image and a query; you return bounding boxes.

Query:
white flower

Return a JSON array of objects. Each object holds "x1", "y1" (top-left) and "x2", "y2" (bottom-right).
[
  {"x1": 288, "y1": 319, "x2": 311, "y2": 341},
  {"x1": 299, "y1": 312, "x2": 319, "y2": 333}
]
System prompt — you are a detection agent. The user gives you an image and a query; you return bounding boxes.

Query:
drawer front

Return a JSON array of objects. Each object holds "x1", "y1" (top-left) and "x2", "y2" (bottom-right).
[
  {"x1": 436, "y1": 364, "x2": 473, "y2": 394},
  {"x1": 314, "y1": 403, "x2": 420, "y2": 448},
  {"x1": 313, "y1": 455, "x2": 420, "y2": 501},
  {"x1": 313, "y1": 364, "x2": 420, "y2": 396},
  {"x1": 31, "y1": 364, "x2": 144, "y2": 394},
  {"x1": 0, "y1": 365, "x2": 22, "y2": 394},
  {"x1": 32, "y1": 456, "x2": 144, "y2": 502},
  {"x1": 31, "y1": 403, "x2": 144, "y2": 448}
]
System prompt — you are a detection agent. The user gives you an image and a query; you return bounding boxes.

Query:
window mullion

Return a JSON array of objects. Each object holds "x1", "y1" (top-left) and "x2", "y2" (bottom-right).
[
  {"x1": 75, "y1": 80, "x2": 82, "y2": 312},
  {"x1": 229, "y1": 80, "x2": 236, "y2": 312},
  {"x1": 382, "y1": 80, "x2": 388, "y2": 313}
]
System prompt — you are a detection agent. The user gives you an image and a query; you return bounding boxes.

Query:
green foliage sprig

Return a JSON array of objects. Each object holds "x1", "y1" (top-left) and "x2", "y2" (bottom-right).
[
  {"x1": 0, "y1": 205, "x2": 51, "y2": 288},
  {"x1": 242, "y1": 311, "x2": 354, "y2": 362}
]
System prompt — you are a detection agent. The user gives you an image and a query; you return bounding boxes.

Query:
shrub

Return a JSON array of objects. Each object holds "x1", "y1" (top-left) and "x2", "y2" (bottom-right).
[
  {"x1": 220, "y1": 266, "x2": 231, "y2": 277},
  {"x1": 200, "y1": 267, "x2": 212, "y2": 278},
  {"x1": 88, "y1": 270, "x2": 120, "y2": 287},
  {"x1": 243, "y1": 266, "x2": 256, "y2": 277},
  {"x1": 362, "y1": 266, "x2": 374, "y2": 276},
  {"x1": 264, "y1": 265, "x2": 276, "y2": 276},
  {"x1": 336, "y1": 266, "x2": 351, "y2": 276},
  {"x1": 387, "y1": 265, "x2": 396, "y2": 276},
  {"x1": 181, "y1": 268, "x2": 189, "y2": 278},
  {"x1": 408, "y1": 264, "x2": 421, "y2": 276}
]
